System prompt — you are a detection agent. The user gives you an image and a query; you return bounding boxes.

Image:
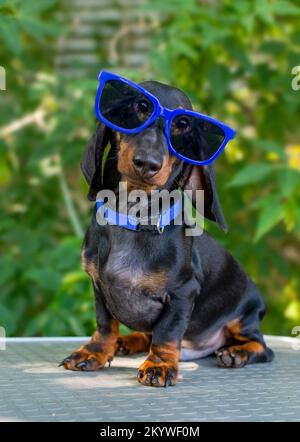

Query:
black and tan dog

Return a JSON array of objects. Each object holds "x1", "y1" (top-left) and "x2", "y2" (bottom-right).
[{"x1": 60, "y1": 81, "x2": 274, "y2": 386}]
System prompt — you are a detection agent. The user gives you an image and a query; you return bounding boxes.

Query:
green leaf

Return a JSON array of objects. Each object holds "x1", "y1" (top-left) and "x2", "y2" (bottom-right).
[
  {"x1": 19, "y1": 0, "x2": 57, "y2": 15},
  {"x1": 142, "y1": 0, "x2": 197, "y2": 13},
  {"x1": 249, "y1": 194, "x2": 281, "y2": 210},
  {"x1": 207, "y1": 64, "x2": 231, "y2": 99},
  {"x1": 0, "y1": 305, "x2": 16, "y2": 335},
  {"x1": 284, "y1": 198, "x2": 298, "y2": 231},
  {"x1": 273, "y1": 1, "x2": 300, "y2": 16},
  {"x1": 19, "y1": 16, "x2": 61, "y2": 40},
  {"x1": 253, "y1": 139, "x2": 286, "y2": 160},
  {"x1": 62, "y1": 271, "x2": 86, "y2": 287},
  {"x1": 202, "y1": 26, "x2": 231, "y2": 47},
  {"x1": 23, "y1": 313, "x2": 50, "y2": 336},
  {"x1": 260, "y1": 40, "x2": 286, "y2": 55},
  {"x1": 227, "y1": 164, "x2": 275, "y2": 187},
  {"x1": 278, "y1": 168, "x2": 300, "y2": 197},
  {"x1": 255, "y1": 200, "x2": 284, "y2": 241},
  {"x1": 0, "y1": 17, "x2": 21, "y2": 54},
  {"x1": 66, "y1": 316, "x2": 86, "y2": 336},
  {"x1": 0, "y1": 256, "x2": 17, "y2": 286},
  {"x1": 0, "y1": 157, "x2": 12, "y2": 186},
  {"x1": 25, "y1": 269, "x2": 61, "y2": 291},
  {"x1": 170, "y1": 39, "x2": 199, "y2": 61},
  {"x1": 151, "y1": 51, "x2": 175, "y2": 81},
  {"x1": 226, "y1": 43, "x2": 252, "y2": 70},
  {"x1": 255, "y1": 0, "x2": 275, "y2": 25},
  {"x1": 296, "y1": 207, "x2": 300, "y2": 230},
  {"x1": 285, "y1": 301, "x2": 300, "y2": 322},
  {"x1": 119, "y1": 324, "x2": 132, "y2": 336}
]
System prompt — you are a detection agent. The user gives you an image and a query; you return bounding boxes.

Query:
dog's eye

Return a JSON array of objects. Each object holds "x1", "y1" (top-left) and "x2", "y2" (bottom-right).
[
  {"x1": 134, "y1": 100, "x2": 150, "y2": 114},
  {"x1": 176, "y1": 117, "x2": 190, "y2": 131}
]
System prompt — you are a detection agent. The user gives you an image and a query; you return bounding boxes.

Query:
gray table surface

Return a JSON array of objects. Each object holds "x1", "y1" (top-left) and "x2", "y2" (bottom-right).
[{"x1": 0, "y1": 336, "x2": 299, "y2": 422}]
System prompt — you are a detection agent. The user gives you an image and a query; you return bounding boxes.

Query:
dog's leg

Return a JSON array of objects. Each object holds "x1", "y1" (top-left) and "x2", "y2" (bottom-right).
[
  {"x1": 216, "y1": 318, "x2": 274, "y2": 368},
  {"x1": 60, "y1": 282, "x2": 119, "y2": 371},
  {"x1": 116, "y1": 332, "x2": 151, "y2": 355},
  {"x1": 138, "y1": 283, "x2": 197, "y2": 387},
  {"x1": 138, "y1": 342, "x2": 180, "y2": 387}
]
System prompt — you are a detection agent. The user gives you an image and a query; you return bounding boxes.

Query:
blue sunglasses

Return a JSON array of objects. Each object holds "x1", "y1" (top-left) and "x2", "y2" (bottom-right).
[{"x1": 95, "y1": 71, "x2": 236, "y2": 166}]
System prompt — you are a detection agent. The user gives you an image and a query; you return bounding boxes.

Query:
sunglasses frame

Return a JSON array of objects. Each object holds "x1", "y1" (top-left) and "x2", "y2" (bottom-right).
[{"x1": 95, "y1": 71, "x2": 236, "y2": 166}]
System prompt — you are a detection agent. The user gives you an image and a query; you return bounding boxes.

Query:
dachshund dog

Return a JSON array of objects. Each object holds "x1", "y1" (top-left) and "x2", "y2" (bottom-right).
[{"x1": 60, "y1": 80, "x2": 274, "y2": 387}]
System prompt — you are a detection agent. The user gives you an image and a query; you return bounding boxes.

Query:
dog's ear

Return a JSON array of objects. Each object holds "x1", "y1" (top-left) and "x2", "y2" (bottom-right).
[
  {"x1": 81, "y1": 122, "x2": 119, "y2": 201},
  {"x1": 182, "y1": 164, "x2": 228, "y2": 232}
]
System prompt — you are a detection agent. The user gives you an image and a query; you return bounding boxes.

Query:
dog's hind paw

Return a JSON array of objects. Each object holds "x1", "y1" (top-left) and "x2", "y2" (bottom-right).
[
  {"x1": 115, "y1": 332, "x2": 151, "y2": 356},
  {"x1": 215, "y1": 348, "x2": 249, "y2": 368}
]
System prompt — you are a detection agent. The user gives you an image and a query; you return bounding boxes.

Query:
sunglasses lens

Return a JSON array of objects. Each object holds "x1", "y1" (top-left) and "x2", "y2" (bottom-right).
[
  {"x1": 170, "y1": 114, "x2": 225, "y2": 162},
  {"x1": 99, "y1": 79, "x2": 154, "y2": 129}
]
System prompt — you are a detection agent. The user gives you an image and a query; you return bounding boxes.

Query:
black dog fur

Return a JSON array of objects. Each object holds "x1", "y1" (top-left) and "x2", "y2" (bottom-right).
[{"x1": 60, "y1": 80, "x2": 274, "y2": 387}]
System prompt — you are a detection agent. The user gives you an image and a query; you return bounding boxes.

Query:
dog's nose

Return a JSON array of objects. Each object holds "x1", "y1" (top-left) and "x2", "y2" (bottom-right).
[{"x1": 132, "y1": 154, "x2": 163, "y2": 178}]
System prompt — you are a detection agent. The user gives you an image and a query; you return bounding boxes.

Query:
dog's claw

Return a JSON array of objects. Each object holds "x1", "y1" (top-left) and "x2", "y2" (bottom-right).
[
  {"x1": 164, "y1": 371, "x2": 172, "y2": 388},
  {"x1": 144, "y1": 369, "x2": 152, "y2": 385},
  {"x1": 58, "y1": 357, "x2": 71, "y2": 367},
  {"x1": 76, "y1": 361, "x2": 87, "y2": 370},
  {"x1": 152, "y1": 370, "x2": 161, "y2": 386},
  {"x1": 118, "y1": 345, "x2": 127, "y2": 355}
]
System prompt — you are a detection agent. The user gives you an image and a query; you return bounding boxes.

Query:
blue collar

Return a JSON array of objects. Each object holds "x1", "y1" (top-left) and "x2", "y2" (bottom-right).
[{"x1": 96, "y1": 198, "x2": 182, "y2": 234}]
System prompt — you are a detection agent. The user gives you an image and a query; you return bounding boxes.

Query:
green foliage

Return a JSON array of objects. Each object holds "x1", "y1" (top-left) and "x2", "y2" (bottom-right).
[
  {"x1": 0, "y1": 0, "x2": 61, "y2": 54},
  {"x1": 0, "y1": 1, "x2": 97, "y2": 336},
  {"x1": 1, "y1": 0, "x2": 300, "y2": 337}
]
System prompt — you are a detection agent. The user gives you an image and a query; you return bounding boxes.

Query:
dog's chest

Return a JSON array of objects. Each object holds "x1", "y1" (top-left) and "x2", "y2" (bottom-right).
[{"x1": 100, "y1": 246, "x2": 168, "y2": 332}]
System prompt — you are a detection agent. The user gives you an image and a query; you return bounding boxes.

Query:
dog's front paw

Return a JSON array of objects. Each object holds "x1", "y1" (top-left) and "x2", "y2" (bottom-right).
[
  {"x1": 59, "y1": 348, "x2": 113, "y2": 371},
  {"x1": 215, "y1": 347, "x2": 248, "y2": 368},
  {"x1": 137, "y1": 360, "x2": 178, "y2": 387}
]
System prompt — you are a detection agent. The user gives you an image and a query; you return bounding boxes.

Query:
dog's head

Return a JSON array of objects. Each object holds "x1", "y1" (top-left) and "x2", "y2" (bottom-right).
[{"x1": 81, "y1": 81, "x2": 227, "y2": 231}]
